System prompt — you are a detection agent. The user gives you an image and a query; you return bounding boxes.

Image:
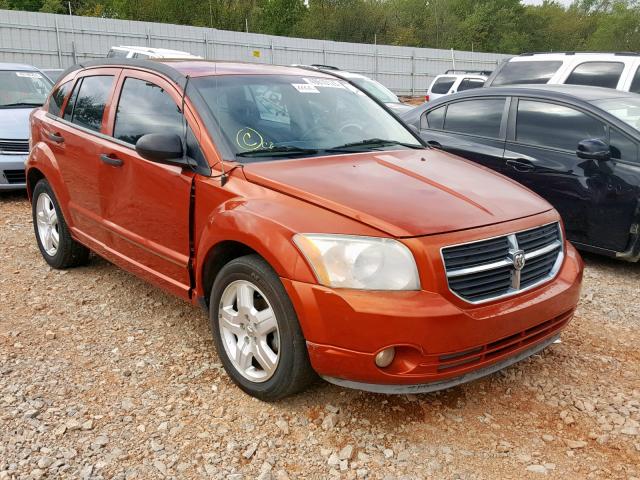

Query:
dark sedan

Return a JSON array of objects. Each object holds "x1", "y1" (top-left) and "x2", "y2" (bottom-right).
[{"x1": 401, "y1": 85, "x2": 640, "y2": 261}]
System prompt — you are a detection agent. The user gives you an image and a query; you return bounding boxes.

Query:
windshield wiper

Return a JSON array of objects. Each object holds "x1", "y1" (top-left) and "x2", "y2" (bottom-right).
[
  {"x1": 0, "y1": 102, "x2": 43, "y2": 108},
  {"x1": 326, "y1": 138, "x2": 423, "y2": 152},
  {"x1": 236, "y1": 146, "x2": 319, "y2": 158}
]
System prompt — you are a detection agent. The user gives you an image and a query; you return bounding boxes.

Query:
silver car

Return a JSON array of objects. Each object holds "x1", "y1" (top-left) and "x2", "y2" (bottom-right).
[{"x1": 1, "y1": 63, "x2": 53, "y2": 190}]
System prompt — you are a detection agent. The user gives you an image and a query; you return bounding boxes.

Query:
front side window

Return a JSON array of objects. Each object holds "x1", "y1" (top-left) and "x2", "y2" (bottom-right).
[
  {"x1": 630, "y1": 67, "x2": 640, "y2": 94},
  {"x1": 516, "y1": 100, "x2": 606, "y2": 151},
  {"x1": 114, "y1": 77, "x2": 183, "y2": 144},
  {"x1": 491, "y1": 61, "x2": 562, "y2": 86},
  {"x1": 430, "y1": 77, "x2": 456, "y2": 94},
  {"x1": 609, "y1": 128, "x2": 638, "y2": 163},
  {"x1": 193, "y1": 75, "x2": 420, "y2": 160},
  {"x1": 351, "y1": 77, "x2": 399, "y2": 104},
  {"x1": 443, "y1": 98, "x2": 505, "y2": 138},
  {"x1": 565, "y1": 62, "x2": 624, "y2": 89},
  {"x1": 0, "y1": 70, "x2": 52, "y2": 108},
  {"x1": 48, "y1": 81, "x2": 71, "y2": 117},
  {"x1": 70, "y1": 75, "x2": 114, "y2": 132},
  {"x1": 458, "y1": 78, "x2": 485, "y2": 91}
]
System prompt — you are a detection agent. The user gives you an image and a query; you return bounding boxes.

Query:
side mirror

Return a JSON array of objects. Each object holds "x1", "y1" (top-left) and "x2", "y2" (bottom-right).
[
  {"x1": 576, "y1": 138, "x2": 610, "y2": 161},
  {"x1": 135, "y1": 133, "x2": 188, "y2": 167}
]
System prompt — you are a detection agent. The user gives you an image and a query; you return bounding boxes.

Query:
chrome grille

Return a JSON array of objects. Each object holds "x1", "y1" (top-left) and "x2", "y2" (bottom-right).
[
  {"x1": 0, "y1": 139, "x2": 29, "y2": 154},
  {"x1": 442, "y1": 223, "x2": 563, "y2": 303}
]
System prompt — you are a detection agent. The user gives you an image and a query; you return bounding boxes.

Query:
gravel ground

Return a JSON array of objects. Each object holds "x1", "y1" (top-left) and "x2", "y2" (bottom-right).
[{"x1": 1, "y1": 191, "x2": 639, "y2": 480}]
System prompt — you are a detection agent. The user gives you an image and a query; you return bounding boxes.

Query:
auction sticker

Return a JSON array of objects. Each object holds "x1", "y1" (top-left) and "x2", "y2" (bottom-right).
[
  {"x1": 303, "y1": 78, "x2": 345, "y2": 89},
  {"x1": 16, "y1": 72, "x2": 42, "y2": 78},
  {"x1": 292, "y1": 83, "x2": 319, "y2": 93}
]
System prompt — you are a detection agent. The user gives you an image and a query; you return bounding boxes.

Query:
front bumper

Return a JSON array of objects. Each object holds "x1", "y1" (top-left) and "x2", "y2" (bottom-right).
[
  {"x1": 0, "y1": 154, "x2": 27, "y2": 190},
  {"x1": 283, "y1": 240, "x2": 583, "y2": 390}
]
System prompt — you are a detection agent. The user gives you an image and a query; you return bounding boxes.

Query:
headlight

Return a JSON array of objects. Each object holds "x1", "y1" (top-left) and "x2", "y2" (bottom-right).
[{"x1": 293, "y1": 234, "x2": 420, "y2": 290}]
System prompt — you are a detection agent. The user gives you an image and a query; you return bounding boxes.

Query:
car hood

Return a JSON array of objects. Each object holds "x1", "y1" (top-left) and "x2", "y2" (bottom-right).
[
  {"x1": 242, "y1": 149, "x2": 552, "y2": 237},
  {"x1": 0, "y1": 107, "x2": 32, "y2": 140}
]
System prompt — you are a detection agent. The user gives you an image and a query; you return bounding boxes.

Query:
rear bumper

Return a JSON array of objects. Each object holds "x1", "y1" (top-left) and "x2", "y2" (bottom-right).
[
  {"x1": 0, "y1": 154, "x2": 27, "y2": 190},
  {"x1": 283, "y1": 242, "x2": 583, "y2": 388}
]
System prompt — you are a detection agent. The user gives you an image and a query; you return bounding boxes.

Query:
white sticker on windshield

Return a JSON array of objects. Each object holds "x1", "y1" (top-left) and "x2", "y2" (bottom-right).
[
  {"x1": 16, "y1": 72, "x2": 42, "y2": 79},
  {"x1": 292, "y1": 83, "x2": 319, "y2": 93},
  {"x1": 303, "y1": 78, "x2": 345, "y2": 89}
]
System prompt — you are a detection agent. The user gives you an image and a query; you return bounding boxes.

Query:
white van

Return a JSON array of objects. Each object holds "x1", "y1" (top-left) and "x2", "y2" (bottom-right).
[
  {"x1": 426, "y1": 70, "x2": 489, "y2": 102},
  {"x1": 106, "y1": 46, "x2": 201, "y2": 60},
  {"x1": 485, "y1": 52, "x2": 640, "y2": 93}
]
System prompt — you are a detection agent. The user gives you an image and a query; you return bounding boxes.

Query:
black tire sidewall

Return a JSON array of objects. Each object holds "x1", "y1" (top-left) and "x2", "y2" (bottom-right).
[
  {"x1": 32, "y1": 180, "x2": 68, "y2": 269},
  {"x1": 209, "y1": 255, "x2": 308, "y2": 400}
]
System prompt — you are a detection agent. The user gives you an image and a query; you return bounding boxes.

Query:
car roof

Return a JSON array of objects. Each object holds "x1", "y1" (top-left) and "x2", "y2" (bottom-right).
[
  {"x1": 509, "y1": 52, "x2": 640, "y2": 62},
  {"x1": 430, "y1": 84, "x2": 635, "y2": 103},
  {"x1": 112, "y1": 46, "x2": 194, "y2": 55},
  {"x1": 0, "y1": 62, "x2": 40, "y2": 71}
]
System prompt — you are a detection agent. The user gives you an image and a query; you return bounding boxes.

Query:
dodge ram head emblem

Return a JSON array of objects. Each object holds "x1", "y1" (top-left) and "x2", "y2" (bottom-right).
[{"x1": 512, "y1": 250, "x2": 526, "y2": 271}]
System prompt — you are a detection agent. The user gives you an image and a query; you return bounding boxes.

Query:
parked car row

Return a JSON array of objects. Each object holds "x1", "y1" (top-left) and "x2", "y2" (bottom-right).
[{"x1": 23, "y1": 58, "x2": 583, "y2": 400}]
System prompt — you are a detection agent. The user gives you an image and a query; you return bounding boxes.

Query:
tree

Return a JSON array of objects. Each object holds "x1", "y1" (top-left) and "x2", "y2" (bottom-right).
[{"x1": 39, "y1": 0, "x2": 65, "y2": 13}]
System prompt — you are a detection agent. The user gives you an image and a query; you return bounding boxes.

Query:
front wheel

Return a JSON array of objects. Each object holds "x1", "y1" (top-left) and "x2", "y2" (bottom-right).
[{"x1": 209, "y1": 254, "x2": 315, "y2": 400}]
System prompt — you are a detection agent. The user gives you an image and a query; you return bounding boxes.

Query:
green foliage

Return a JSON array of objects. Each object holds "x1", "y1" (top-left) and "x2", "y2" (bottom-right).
[{"x1": 4, "y1": 0, "x2": 640, "y2": 53}]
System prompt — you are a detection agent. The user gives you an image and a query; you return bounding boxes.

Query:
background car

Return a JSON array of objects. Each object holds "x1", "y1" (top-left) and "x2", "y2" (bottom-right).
[
  {"x1": 485, "y1": 52, "x2": 640, "y2": 93},
  {"x1": 296, "y1": 64, "x2": 412, "y2": 113},
  {"x1": 401, "y1": 84, "x2": 640, "y2": 261},
  {"x1": 41, "y1": 68, "x2": 64, "y2": 83},
  {"x1": 425, "y1": 70, "x2": 490, "y2": 102},
  {"x1": 0, "y1": 62, "x2": 53, "y2": 190},
  {"x1": 106, "y1": 46, "x2": 202, "y2": 59}
]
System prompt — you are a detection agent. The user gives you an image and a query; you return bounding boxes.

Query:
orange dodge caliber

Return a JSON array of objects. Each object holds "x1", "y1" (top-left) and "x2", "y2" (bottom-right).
[{"x1": 27, "y1": 59, "x2": 583, "y2": 400}]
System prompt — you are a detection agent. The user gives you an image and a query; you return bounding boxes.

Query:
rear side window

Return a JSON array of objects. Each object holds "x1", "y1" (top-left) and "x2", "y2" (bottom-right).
[
  {"x1": 630, "y1": 67, "x2": 640, "y2": 94},
  {"x1": 47, "y1": 81, "x2": 71, "y2": 117},
  {"x1": 516, "y1": 100, "x2": 606, "y2": 151},
  {"x1": 70, "y1": 76, "x2": 114, "y2": 132},
  {"x1": 133, "y1": 53, "x2": 150, "y2": 59},
  {"x1": 443, "y1": 98, "x2": 505, "y2": 138},
  {"x1": 423, "y1": 106, "x2": 445, "y2": 129},
  {"x1": 492, "y1": 61, "x2": 562, "y2": 86},
  {"x1": 565, "y1": 62, "x2": 624, "y2": 89},
  {"x1": 430, "y1": 77, "x2": 456, "y2": 94},
  {"x1": 113, "y1": 77, "x2": 183, "y2": 144},
  {"x1": 458, "y1": 78, "x2": 485, "y2": 91}
]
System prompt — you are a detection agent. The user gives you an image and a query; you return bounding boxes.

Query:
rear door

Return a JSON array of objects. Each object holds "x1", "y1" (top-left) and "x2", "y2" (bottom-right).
[
  {"x1": 43, "y1": 69, "x2": 119, "y2": 244},
  {"x1": 418, "y1": 97, "x2": 508, "y2": 173},
  {"x1": 503, "y1": 98, "x2": 634, "y2": 252},
  {"x1": 95, "y1": 69, "x2": 205, "y2": 298}
]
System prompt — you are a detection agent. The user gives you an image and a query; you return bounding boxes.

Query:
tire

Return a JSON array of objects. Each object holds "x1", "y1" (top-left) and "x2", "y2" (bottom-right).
[
  {"x1": 209, "y1": 254, "x2": 316, "y2": 400},
  {"x1": 32, "y1": 179, "x2": 90, "y2": 269}
]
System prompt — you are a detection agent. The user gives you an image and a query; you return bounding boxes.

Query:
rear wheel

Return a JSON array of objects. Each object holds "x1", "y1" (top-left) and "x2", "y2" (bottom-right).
[
  {"x1": 32, "y1": 179, "x2": 89, "y2": 269},
  {"x1": 209, "y1": 254, "x2": 315, "y2": 400}
]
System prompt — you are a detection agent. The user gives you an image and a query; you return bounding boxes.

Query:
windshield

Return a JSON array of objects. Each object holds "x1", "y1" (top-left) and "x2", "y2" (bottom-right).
[
  {"x1": 0, "y1": 70, "x2": 52, "y2": 107},
  {"x1": 192, "y1": 75, "x2": 419, "y2": 160},
  {"x1": 350, "y1": 77, "x2": 399, "y2": 104},
  {"x1": 593, "y1": 97, "x2": 640, "y2": 132}
]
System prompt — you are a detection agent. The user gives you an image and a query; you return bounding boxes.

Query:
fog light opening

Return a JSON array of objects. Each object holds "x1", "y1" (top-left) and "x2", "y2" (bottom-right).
[{"x1": 375, "y1": 347, "x2": 396, "y2": 368}]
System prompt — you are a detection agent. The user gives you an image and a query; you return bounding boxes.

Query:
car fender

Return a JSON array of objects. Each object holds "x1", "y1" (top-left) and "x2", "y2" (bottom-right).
[{"x1": 26, "y1": 142, "x2": 74, "y2": 226}]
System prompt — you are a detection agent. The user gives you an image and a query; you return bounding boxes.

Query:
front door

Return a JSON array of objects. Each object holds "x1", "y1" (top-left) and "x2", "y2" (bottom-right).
[
  {"x1": 95, "y1": 70, "x2": 202, "y2": 298},
  {"x1": 504, "y1": 98, "x2": 635, "y2": 253}
]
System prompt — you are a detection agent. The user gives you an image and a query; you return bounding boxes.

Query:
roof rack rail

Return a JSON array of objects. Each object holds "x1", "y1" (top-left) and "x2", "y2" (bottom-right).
[
  {"x1": 310, "y1": 64, "x2": 340, "y2": 70},
  {"x1": 519, "y1": 51, "x2": 640, "y2": 57},
  {"x1": 444, "y1": 69, "x2": 493, "y2": 76}
]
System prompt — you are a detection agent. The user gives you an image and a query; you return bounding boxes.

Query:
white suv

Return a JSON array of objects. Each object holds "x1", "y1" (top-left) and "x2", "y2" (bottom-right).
[
  {"x1": 426, "y1": 70, "x2": 489, "y2": 101},
  {"x1": 106, "y1": 46, "x2": 201, "y2": 60},
  {"x1": 485, "y1": 52, "x2": 640, "y2": 92}
]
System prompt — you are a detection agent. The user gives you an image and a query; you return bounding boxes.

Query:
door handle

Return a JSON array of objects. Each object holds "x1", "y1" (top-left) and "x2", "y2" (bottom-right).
[
  {"x1": 427, "y1": 140, "x2": 442, "y2": 149},
  {"x1": 100, "y1": 153, "x2": 123, "y2": 167},
  {"x1": 46, "y1": 131, "x2": 64, "y2": 144},
  {"x1": 505, "y1": 159, "x2": 534, "y2": 173}
]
